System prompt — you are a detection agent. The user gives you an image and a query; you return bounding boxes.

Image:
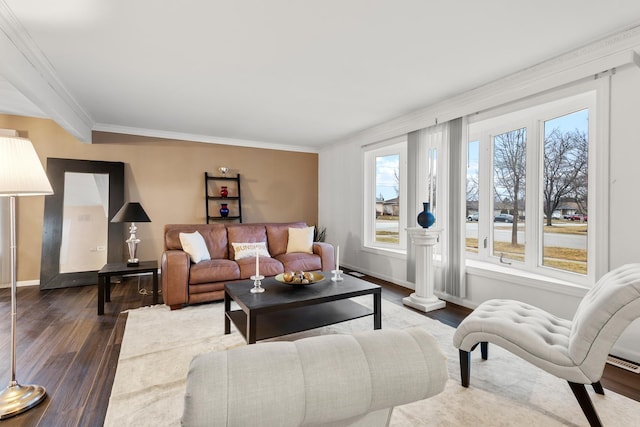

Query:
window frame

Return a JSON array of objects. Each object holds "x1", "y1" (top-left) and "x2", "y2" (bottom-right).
[
  {"x1": 464, "y1": 79, "x2": 608, "y2": 286},
  {"x1": 363, "y1": 137, "x2": 408, "y2": 254}
]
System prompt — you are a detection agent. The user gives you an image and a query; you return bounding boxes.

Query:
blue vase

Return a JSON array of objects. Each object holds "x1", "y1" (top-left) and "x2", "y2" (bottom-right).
[
  {"x1": 219, "y1": 203, "x2": 229, "y2": 217},
  {"x1": 417, "y1": 202, "x2": 435, "y2": 228}
]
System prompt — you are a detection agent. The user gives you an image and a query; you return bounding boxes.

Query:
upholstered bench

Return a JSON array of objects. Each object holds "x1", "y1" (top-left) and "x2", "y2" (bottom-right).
[{"x1": 182, "y1": 327, "x2": 448, "y2": 427}]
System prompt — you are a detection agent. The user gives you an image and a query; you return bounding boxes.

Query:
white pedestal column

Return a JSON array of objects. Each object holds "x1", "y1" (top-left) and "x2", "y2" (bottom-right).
[{"x1": 403, "y1": 227, "x2": 446, "y2": 312}]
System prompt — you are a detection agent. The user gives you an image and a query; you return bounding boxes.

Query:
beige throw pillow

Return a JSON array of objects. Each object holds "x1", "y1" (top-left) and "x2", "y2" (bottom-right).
[
  {"x1": 179, "y1": 231, "x2": 211, "y2": 264},
  {"x1": 231, "y1": 242, "x2": 271, "y2": 260},
  {"x1": 286, "y1": 226, "x2": 315, "y2": 254}
]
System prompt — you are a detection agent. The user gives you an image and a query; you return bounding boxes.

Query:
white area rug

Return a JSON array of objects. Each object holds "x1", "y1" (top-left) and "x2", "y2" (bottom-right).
[{"x1": 105, "y1": 297, "x2": 640, "y2": 426}]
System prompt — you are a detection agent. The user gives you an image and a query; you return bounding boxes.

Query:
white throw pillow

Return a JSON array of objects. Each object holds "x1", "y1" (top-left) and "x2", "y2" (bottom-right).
[
  {"x1": 286, "y1": 226, "x2": 315, "y2": 254},
  {"x1": 179, "y1": 231, "x2": 211, "y2": 264},
  {"x1": 232, "y1": 242, "x2": 271, "y2": 261}
]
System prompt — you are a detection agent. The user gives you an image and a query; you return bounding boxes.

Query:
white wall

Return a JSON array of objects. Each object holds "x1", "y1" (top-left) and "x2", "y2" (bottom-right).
[
  {"x1": 319, "y1": 38, "x2": 640, "y2": 363},
  {"x1": 607, "y1": 64, "x2": 640, "y2": 362},
  {"x1": 319, "y1": 141, "x2": 410, "y2": 285}
]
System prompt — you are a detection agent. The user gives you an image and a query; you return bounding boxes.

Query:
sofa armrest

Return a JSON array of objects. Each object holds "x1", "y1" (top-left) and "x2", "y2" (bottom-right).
[
  {"x1": 182, "y1": 327, "x2": 448, "y2": 426},
  {"x1": 313, "y1": 242, "x2": 335, "y2": 271},
  {"x1": 161, "y1": 250, "x2": 190, "y2": 310}
]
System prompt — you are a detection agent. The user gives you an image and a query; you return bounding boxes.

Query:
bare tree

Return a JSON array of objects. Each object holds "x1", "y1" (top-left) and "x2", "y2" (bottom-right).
[
  {"x1": 466, "y1": 175, "x2": 479, "y2": 202},
  {"x1": 493, "y1": 128, "x2": 526, "y2": 245},
  {"x1": 543, "y1": 128, "x2": 588, "y2": 226},
  {"x1": 393, "y1": 168, "x2": 400, "y2": 197}
]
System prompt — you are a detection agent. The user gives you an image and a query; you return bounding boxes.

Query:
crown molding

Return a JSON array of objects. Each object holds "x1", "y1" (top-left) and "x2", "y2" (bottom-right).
[
  {"x1": 92, "y1": 123, "x2": 320, "y2": 154},
  {"x1": 331, "y1": 24, "x2": 640, "y2": 149},
  {"x1": 0, "y1": 0, "x2": 94, "y2": 142}
]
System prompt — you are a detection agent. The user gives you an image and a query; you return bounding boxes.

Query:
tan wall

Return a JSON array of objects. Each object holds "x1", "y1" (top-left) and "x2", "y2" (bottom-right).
[{"x1": 0, "y1": 115, "x2": 318, "y2": 282}]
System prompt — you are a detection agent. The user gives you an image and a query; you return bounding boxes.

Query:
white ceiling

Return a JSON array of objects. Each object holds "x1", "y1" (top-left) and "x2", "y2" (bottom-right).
[{"x1": 1, "y1": 1, "x2": 640, "y2": 151}]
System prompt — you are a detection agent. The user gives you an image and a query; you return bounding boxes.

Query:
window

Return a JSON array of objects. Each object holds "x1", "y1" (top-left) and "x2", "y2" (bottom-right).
[
  {"x1": 492, "y1": 126, "x2": 527, "y2": 264},
  {"x1": 542, "y1": 109, "x2": 589, "y2": 274},
  {"x1": 364, "y1": 138, "x2": 407, "y2": 252},
  {"x1": 465, "y1": 140, "x2": 479, "y2": 253},
  {"x1": 465, "y1": 87, "x2": 603, "y2": 285}
]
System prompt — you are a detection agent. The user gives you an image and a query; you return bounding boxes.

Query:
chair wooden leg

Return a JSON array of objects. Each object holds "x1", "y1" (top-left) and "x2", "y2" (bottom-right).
[
  {"x1": 568, "y1": 381, "x2": 603, "y2": 427},
  {"x1": 459, "y1": 349, "x2": 471, "y2": 387},
  {"x1": 481, "y1": 341, "x2": 488, "y2": 360},
  {"x1": 592, "y1": 381, "x2": 604, "y2": 395}
]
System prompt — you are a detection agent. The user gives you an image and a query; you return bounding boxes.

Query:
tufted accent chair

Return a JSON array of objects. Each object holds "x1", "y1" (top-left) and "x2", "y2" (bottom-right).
[{"x1": 453, "y1": 263, "x2": 640, "y2": 427}]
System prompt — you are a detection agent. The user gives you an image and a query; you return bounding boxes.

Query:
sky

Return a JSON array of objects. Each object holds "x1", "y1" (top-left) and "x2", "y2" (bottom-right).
[
  {"x1": 376, "y1": 154, "x2": 399, "y2": 200},
  {"x1": 544, "y1": 108, "x2": 588, "y2": 138}
]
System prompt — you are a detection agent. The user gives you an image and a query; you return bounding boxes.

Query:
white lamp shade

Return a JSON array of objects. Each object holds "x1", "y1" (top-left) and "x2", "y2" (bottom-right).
[{"x1": 0, "y1": 136, "x2": 53, "y2": 196}]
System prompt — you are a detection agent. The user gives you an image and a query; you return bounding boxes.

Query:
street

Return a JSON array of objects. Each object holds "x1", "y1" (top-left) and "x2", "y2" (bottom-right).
[{"x1": 376, "y1": 220, "x2": 587, "y2": 250}]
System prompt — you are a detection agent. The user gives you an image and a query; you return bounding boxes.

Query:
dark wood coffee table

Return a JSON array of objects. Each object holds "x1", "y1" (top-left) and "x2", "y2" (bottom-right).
[{"x1": 224, "y1": 272, "x2": 381, "y2": 344}]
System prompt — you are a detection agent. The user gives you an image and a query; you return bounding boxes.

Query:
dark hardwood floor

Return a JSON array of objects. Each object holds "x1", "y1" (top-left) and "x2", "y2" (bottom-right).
[{"x1": 0, "y1": 272, "x2": 638, "y2": 426}]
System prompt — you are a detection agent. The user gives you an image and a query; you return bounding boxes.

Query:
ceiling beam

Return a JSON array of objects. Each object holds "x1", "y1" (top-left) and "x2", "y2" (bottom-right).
[{"x1": 0, "y1": 1, "x2": 93, "y2": 142}]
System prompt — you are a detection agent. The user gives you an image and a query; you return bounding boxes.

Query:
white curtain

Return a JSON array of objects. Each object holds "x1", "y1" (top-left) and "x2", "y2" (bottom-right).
[
  {"x1": 407, "y1": 119, "x2": 465, "y2": 298},
  {"x1": 444, "y1": 118, "x2": 465, "y2": 298}
]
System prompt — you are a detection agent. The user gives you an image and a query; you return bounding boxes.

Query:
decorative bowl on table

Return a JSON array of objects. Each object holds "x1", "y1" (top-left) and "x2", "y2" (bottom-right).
[{"x1": 275, "y1": 271, "x2": 324, "y2": 285}]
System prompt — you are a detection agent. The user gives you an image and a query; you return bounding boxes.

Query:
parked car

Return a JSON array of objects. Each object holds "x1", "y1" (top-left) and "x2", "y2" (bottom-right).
[
  {"x1": 494, "y1": 213, "x2": 514, "y2": 223},
  {"x1": 543, "y1": 213, "x2": 563, "y2": 220},
  {"x1": 566, "y1": 213, "x2": 587, "y2": 222},
  {"x1": 467, "y1": 213, "x2": 479, "y2": 221}
]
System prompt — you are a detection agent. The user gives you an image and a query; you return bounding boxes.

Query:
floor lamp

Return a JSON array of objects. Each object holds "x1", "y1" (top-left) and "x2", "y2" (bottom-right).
[{"x1": 0, "y1": 135, "x2": 53, "y2": 419}]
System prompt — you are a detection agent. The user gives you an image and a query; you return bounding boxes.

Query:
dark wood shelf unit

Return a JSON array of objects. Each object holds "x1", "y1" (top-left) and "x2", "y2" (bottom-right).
[
  {"x1": 205, "y1": 172, "x2": 242, "y2": 223},
  {"x1": 206, "y1": 215, "x2": 242, "y2": 221}
]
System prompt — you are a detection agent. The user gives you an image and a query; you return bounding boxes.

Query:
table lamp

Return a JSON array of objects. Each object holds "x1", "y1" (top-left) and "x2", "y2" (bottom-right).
[
  {"x1": 110, "y1": 202, "x2": 151, "y2": 266},
  {"x1": 0, "y1": 135, "x2": 52, "y2": 419}
]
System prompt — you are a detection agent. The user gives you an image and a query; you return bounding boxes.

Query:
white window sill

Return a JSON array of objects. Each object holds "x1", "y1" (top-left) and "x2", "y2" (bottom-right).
[
  {"x1": 465, "y1": 259, "x2": 590, "y2": 298},
  {"x1": 362, "y1": 245, "x2": 406, "y2": 259}
]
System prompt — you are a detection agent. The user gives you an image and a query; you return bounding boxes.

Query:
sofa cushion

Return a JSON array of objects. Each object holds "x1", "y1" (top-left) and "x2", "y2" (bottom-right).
[
  {"x1": 265, "y1": 222, "x2": 307, "y2": 256},
  {"x1": 179, "y1": 231, "x2": 211, "y2": 264},
  {"x1": 189, "y1": 259, "x2": 240, "y2": 284},
  {"x1": 204, "y1": 226, "x2": 231, "y2": 259},
  {"x1": 231, "y1": 242, "x2": 271, "y2": 260},
  {"x1": 237, "y1": 257, "x2": 284, "y2": 279},
  {"x1": 227, "y1": 225, "x2": 267, "y2": 260},
  {"x1": 165, "y1": 224, "x2": 228, "y2": 259},
  {"x1": 286, "y1": 226, "x2": 315, "y2": 254},
  {"x1": 275, "y1": 253, "x2": 322, "y2": 273}
]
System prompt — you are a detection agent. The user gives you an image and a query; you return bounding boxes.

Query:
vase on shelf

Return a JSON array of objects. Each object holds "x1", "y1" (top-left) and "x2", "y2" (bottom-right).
[
  {"x1": 417, "y1": 202, "x2": 435, "y2": 228},
  {"x1": 220, "y1": 186, "x2": 228, "y2": 198},
  {"x1": 219, "y1": 203, "x2": 229, "y2": 217}
]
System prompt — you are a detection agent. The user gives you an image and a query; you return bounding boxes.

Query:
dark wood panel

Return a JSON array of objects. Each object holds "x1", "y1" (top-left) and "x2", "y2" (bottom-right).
[
  {"x1": 40, "y1": 158, "x2": 125, "y2": 290},
  {"x1": 0, "y1": 270, "x2": 637, "y2": 426}
]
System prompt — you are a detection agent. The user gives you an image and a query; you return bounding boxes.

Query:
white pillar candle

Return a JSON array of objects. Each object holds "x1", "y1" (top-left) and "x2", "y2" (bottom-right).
[
  {"x1": 255, "y1": 246, "x2": 259, "y2": 276},
  {"x1": 336, "y1": 245, "x2": 339, "y2": 272}
]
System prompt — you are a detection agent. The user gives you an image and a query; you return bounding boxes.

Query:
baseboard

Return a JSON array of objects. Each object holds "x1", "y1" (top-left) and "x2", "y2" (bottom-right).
[
  {"x1": 0, "y1": 279, "x2": 40, "y2": 289},
  {"x1": 340, "y1": 263, "x2": 414, "y2": 289}
]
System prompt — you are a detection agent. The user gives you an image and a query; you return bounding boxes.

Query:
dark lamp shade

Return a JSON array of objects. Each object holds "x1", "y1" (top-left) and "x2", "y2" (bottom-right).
[{"x1": 111, "y1": 202, "x2": 151, "y2": 223}]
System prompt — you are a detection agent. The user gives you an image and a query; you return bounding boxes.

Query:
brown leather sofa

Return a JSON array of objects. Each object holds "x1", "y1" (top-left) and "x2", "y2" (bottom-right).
[{"x1": 161, "y1": 222, "x2": 335, "y2": 310}]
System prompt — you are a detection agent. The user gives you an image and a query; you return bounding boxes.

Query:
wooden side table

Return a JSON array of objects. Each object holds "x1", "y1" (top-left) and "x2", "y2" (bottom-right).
[{"x1": 97, "y1": 260, "x2": 158, "y2": 315}]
